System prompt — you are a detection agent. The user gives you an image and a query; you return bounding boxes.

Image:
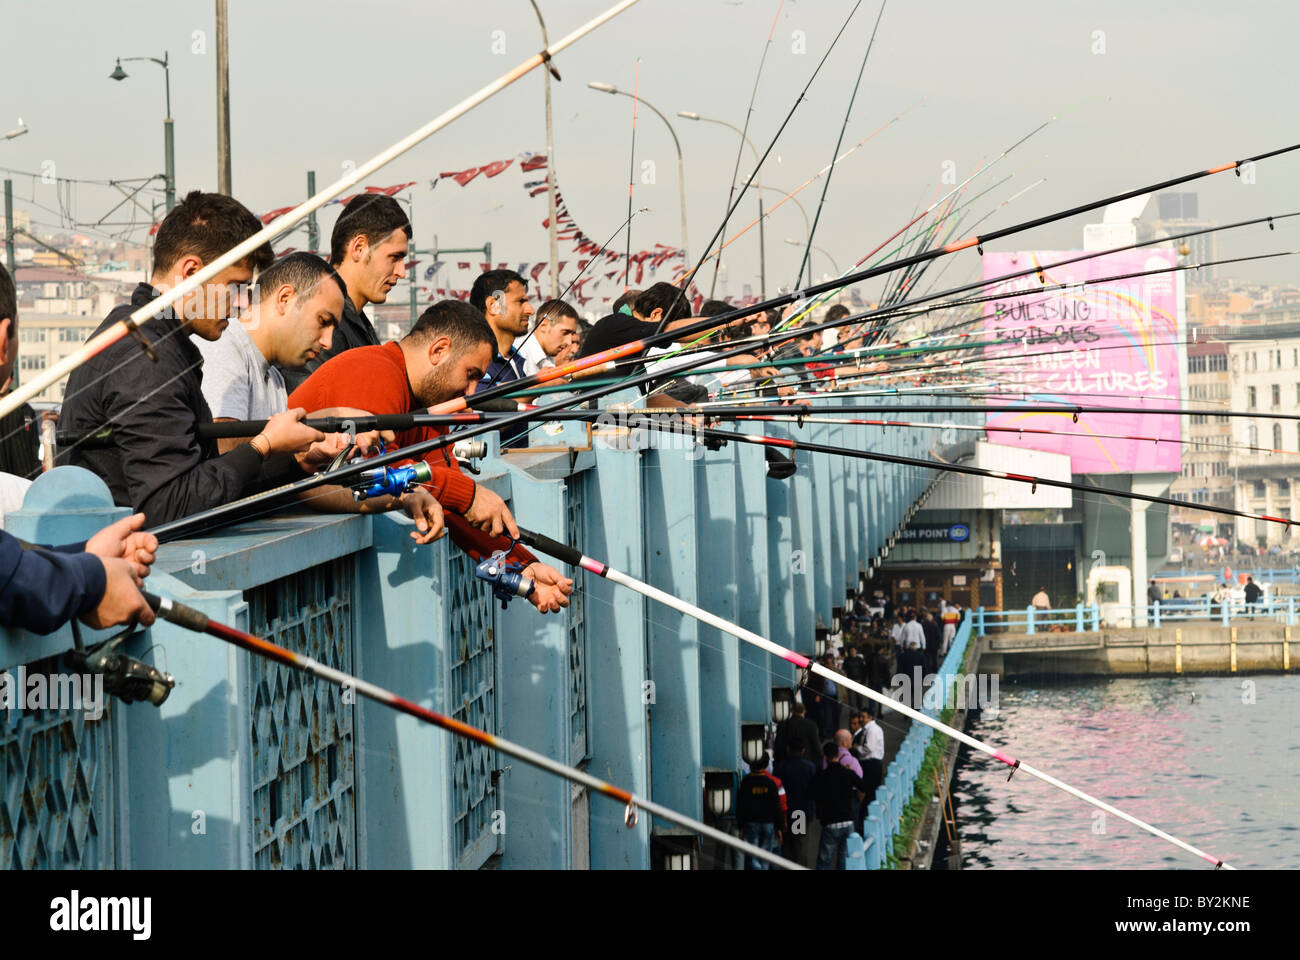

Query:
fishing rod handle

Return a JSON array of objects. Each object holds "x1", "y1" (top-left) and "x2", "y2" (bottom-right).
[{"x1": 142, "y1": 591, "x2": 211, "y2": 632}]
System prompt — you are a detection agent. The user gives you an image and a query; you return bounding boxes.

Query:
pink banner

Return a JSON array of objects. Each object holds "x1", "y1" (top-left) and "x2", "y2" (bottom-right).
[{"x1": 982, "y1": 249, "x2": 1182, "y2": 474}]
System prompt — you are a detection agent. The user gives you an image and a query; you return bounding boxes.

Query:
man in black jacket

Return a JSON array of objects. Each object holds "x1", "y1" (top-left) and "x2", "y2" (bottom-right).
[
  {"x1": 812, "y1": 740, "x2": 861, "y2": 870},
  {"x1": 59, "y1": 191, "x2": 327, "y2": 527},
  {"x1": 775, "y1": 700, "x2": 823, "y2": 764},
  {"x1": 280, "y1": 194, "x2": 411, "y2": 393}
]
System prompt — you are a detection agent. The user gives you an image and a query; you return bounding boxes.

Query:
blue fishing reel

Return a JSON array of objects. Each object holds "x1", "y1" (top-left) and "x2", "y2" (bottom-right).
[
  {"x1": 351, "y1": 460, "x2": 433, "y2": 500},
  {"x1": 475, "y1": 539, "x2": 535, "y2": 610}
]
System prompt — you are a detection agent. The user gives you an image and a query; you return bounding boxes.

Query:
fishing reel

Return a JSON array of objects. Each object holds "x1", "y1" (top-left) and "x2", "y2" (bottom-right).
[
  {"x1": 452, "y1": 439, "x2": 488, "y2": 476},
  {"x1": 351, "y1": 461, "x2": 433, "y2": 501},
  {"x1": 474, "y1": 539, "x2": 535, "y2": 610},
  {"x1": 68, "y1": 622, "x2": 175, "y2": 708}
]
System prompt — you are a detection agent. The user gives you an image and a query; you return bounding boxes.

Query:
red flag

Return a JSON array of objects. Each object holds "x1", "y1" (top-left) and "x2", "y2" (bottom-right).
[
  {"x1": 366, "y1": 181, "x2": 416, "y2": 196},
  {"x1": 529, "y1": 186, "x2": 548, "y2": 197},
  {"x1": 482, "y1": 159, "x2": 513, "y2": 178},
  {"x1": 480, "y1": 262, "x2": 490, "y2": 272},
  {"x1": 442, "y1": 166, "x2": 486, "y2": 187},
  {"x1": 457, "y1": 262, "x2": 471, "y2": 270},
  {"x1": 259, "y1": 205, "x2": 295, "y2": 224},
  {"x1": 530, "y1": 263, "x2": 547, "y2": 283},
  {"x1": 521, "y1": 154, "x2": 548, "y2": 171}
]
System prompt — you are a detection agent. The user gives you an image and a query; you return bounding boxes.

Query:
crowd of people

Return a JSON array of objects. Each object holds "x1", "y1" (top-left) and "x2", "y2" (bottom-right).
[{"x1": 736, "y1": 590, "x2": 964, "y2": 869}]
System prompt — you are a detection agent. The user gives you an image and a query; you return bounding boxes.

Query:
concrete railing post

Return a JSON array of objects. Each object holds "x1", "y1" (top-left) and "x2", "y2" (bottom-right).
[{"x1": 1076, "y1": 603, "x2": 1084, "y2": 632}]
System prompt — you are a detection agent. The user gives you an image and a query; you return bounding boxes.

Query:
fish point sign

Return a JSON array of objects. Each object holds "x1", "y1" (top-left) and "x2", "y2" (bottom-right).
[{"x1": 900, "y1": 523, "x2": 971, "y2": 543}]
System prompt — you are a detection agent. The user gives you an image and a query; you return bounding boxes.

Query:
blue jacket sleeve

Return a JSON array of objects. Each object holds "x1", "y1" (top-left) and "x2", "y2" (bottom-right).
[{"x1": 0, "y1": 530, "x2": 106, "y2": 634}]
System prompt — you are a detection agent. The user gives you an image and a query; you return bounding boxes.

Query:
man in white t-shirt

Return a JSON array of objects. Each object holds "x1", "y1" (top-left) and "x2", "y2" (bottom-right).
[
  {"x1": 195, "y1": 252, "x2": 344, "y2": 430},
  {"x1": 515, "y1": 298, "x2": 580, "y2": 377}
]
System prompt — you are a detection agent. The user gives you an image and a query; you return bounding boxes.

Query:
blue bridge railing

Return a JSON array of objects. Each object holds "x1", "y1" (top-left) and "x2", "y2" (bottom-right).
[{"x1": 0, "y1": 391, "x2": 958, "y2": 870}]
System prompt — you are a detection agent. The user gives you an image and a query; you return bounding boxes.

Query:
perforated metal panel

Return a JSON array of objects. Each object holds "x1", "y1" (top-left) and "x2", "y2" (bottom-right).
[
  {"x1": 567, "y1": 484, "x2": 589, "y2": 761},
  {"x1": 447, "y1": 548, "x2": 499, "y2": 869},
  {"x1": 0, "y1": 656, "x2": 114, "y2": 869},
  {"x1": 245, "y1": 558, "x2": 356, "y2": 869}
]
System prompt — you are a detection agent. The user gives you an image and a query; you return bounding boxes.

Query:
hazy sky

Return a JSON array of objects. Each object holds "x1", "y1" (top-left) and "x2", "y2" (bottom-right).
[{"x1": 3, "y1": 0, "x2": 1299, "y2": 307}]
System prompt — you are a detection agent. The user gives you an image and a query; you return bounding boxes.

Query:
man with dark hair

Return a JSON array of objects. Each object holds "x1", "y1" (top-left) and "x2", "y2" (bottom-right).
[
  {"x1": 611, "y1": 288, "x2": 641, "y2": 316},
  {"x1": 470, "y1": 269, "x2": 534, "y2": 389},
  {"x1": 0, "y1": 263, "x2": 40, "y2": 485},
  {"x1": 470, "y1": 269, "x2": 534, "y2": 447},
  {"x1": 196, "y1": 252, "x2": 443, "y2": 544},
  {"x1": 280, "y1": 194, "x2": 411, "y2": 392},
  {"x1": 736, "y1": 750, "x2": 786, "y2": 869},
  {"x1": 774, "y1": 699, "x2": 821, "y2": 765},
  {"x1": 811, "y1": 739, "x2": 860, "y2": 870},
  {"x1": 824, "y1": 303, "x2": 851, "y2": 325},
  {"x1": 289, "y1": 300, "x2": 573, "y2": 615},
  {"x1": 59, "y1": 191, "x2": 328, "y2": 527},
  {"x1": 196, "y1": 252, "x2": 345, "y2": 423},
  {"x1": 517, "y1": 298, "x2": 579, "y2": 377},
  {"x1": 773, "y1": 742, "x2": 817, "y2": 868}
]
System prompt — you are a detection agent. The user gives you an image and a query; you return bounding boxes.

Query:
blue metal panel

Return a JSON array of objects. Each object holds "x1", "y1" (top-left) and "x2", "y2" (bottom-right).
[
  {"x1": 696, "y1": 442, "x2": 740, "y2": 770},
  {"x1": 497, "y1": 451, "x2": 573, "y2": 870},
  {"x1": 643, "y1": 437, "x2": 702, "y2": 823},
  {"x1": 762, "y1": 420, "x2": 797, "y2": 690},
  {"x1": 810, "y1": 422, "x2": 833, "y2": 622},
  {"x1": 244, "y1": 557, "x2": 357, "y2": 869},
  {"x1": 827, "y1": 419, "x2": 846, "y2": 598},
  {"x1": 1, "y1": 674, "x2": 115, "y2": 868},
  {"x1": 790, "y1": 443, "x2": 817, "y2": 662},
  {"x1": 734, "y1": 438, "x2": 773, "y2": 723},
  {"x1": 445, "y1": 545, "x2": 500, "y2": 869},
  {"x1": 585, "y1": 437, "x2": 650, "y2": 869},
  {"x1": 353, "y1": 512, "x2": 449, "y2": 868}
]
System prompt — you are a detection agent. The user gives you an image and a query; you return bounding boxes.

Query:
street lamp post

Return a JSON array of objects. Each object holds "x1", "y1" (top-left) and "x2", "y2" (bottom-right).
[
  {"x1": 532, "y1": 1, "x2": 561, "y2": 299},
  {"x1": 110, "y1": 53, "x2": 175, "y2": 212},
  {"x1": 589, "y1": 82, "x2": 689, "y2": 269},
  {"x1": 678, "y1": 110, "x2": 765, "y2": 300}
]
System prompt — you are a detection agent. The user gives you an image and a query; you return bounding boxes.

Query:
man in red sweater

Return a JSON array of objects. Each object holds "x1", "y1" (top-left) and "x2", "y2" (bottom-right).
[{"x1": 290, "y1": 300, "x2": 573, "y2": 614}]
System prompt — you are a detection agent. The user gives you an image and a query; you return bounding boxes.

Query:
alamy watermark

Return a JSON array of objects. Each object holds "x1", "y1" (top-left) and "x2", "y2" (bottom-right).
[
  {"x1": 889, "y1": 668, "x2": 999, "y2": 716},
  {"x1": 1, "y1": 667, "x2": 105, "y2": 720},
  {"x1": 592, "y1": 410, "x2": 705, "y2": 460}
]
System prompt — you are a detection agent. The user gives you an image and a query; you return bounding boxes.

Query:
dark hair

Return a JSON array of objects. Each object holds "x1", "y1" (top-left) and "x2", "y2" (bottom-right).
[
  {"x1": 612, "y1": 288, "x2": 641, "y2": 314},
  {"x1": 0, "y1": 262, "x2": 14, "y2": 334},
  {"x1": 328, "y1": 194, "x2": 412, "y2": 266},
  {"x1": 824, "y1": 304, "x2": 851, "y2": 325},
  {"x1": 723, "y1": 322, "x2": 752, "y2": 343},
  {"x1": 751, "y1": 751, "x2": 769, "y2": 770},
  {"x1": 153, "y1": 190, "x2": 273, "y2": 277},
  {"x1": 822, "y1": 741, "x2": 839, "y2": 760},
  {"x1": 405, "y1": 299, "x2": 495, "y2": 351},
  {"x1": 256, "y1": 252, "x2": 345, "y2": 306},
  {"x1": 634, "y1": 282, "x2": 692, "y2": 325},
  {"x1": 534, "y1": 298, "x2": 579, "y2": 327},
  {"x1": 699, "y1": 299, "x2": 734, "y2": 318},
  {"x1": 469, "y1": 269, "x2": 526, "y2": 313}
]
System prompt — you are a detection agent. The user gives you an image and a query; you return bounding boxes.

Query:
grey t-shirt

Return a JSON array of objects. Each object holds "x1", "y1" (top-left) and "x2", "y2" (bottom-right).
[{"x1": 193, "y1": 320, "x2": 287, "y2": 421}]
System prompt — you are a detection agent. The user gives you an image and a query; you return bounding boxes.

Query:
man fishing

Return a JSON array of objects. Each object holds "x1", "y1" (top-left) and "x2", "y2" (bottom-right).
[{"x1": 289, "y1": 299, "x2": 573, "y2": 614}]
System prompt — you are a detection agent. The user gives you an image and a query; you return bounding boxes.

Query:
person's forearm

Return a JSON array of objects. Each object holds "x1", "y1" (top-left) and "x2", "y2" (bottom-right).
[{"x1": 294, "y1": 485, "x2": 403, "y2": 514}]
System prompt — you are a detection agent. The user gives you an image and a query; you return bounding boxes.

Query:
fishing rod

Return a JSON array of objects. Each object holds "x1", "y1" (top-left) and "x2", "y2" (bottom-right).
[
  {"x1": 707, "y1": 0, "x2": 786, "y2": 298},
  {"x1": 776, "y1": 97, "x2": 1103, "y2": 336},
  {"x1": 584, "y1": 239, "x2": 1299, "y2": 398},
  {"x1": 149, "y1": 214, "x2": 1300, "y2": 540},
  {"x1": 458, "y1": 157, "x2": 1300, "y2": 414},
  {"x1": 771, "y1": 136, "x2": 1299, "y2": 342},
  {"x1": 659, "y1": 0, "x2": 870, "y2": 328},
  {"x1": 0, "y1": 0, "x2": 642, "y2": 422},
  {"x1": 680, "y1": 99, "x2": 923, "y2": 285},
  {"x1": 622, "y1": 415, "x2": 1296, "y2": 531},
  {"x1": 511, "y1": 526, "x2": 1234, "y2": 869},
  {"x1": 727, "y1": 413, "x2": 1300, "y2": 459},
  {"x1": 795, "y1": 0, "x2": 887, "y2": 289},
  {"x1": 142, "y1": 590, "x2": 801, "y2": 870}
]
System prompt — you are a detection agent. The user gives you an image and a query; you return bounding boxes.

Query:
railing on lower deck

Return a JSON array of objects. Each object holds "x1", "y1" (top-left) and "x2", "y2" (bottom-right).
[{"x1": 975, "y1": 598, "x2": 1299, "y2": 635}]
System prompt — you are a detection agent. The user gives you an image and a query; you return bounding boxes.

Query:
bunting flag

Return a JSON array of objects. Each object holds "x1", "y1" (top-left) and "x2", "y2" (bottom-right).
[
  {"x1": 423, "y1": 260, "x2": 445, "y2": 280},
  {"x1": 457, "y1": 262, "x2": 471, "y2": 270},
  {"x1": 530, "y1": 263, "x2": 547, "y2": 284},
  {"x1": 256, "y1": 183, "x2": 415, "y2": 224},
  {"x1": 520, "y1": 154, "x2": 548, "y2": 172}
]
